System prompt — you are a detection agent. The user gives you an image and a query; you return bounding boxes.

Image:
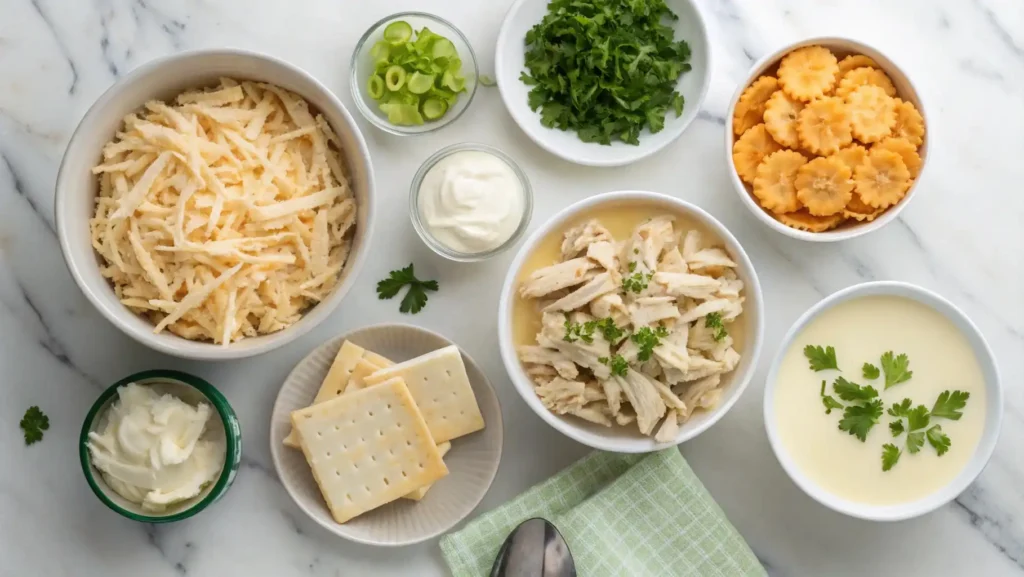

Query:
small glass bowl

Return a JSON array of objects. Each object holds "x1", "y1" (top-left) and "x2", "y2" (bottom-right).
[
  {"x1": 410, "y1": 143, "x2": 534, "y2": 262},
  {"x1": 350, "y1": 12, "x2": 479, "y2": 136}
]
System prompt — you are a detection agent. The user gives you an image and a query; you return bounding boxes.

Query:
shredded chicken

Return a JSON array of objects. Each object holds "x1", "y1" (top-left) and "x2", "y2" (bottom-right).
[
  {"x1": 519, "y1": 258, "x2": 594, "y2": 298},
  {"x1": 516, "y1": 214, "x2": 745, "y2": 439},
  {"x1": 535, "y1": 377, "x2": 586, "y2": 415},
  {"x1": 562, "y1": 219, "x2": 613, "y2": 259}
]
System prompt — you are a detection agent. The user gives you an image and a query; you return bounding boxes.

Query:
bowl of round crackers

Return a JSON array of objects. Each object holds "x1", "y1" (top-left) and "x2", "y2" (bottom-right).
[{"x1": 726, "y1": 38, "x2": 927, "y2": 241}]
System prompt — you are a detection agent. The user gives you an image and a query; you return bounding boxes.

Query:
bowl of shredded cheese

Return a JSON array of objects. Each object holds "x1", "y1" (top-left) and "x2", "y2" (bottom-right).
[{"x1": 56, "y1": 49, "x2": 375, "y2": 359}]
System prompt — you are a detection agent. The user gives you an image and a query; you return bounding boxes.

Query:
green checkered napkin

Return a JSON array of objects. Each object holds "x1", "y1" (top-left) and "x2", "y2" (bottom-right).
[{"x1": 440, "y1": 449, "x2": 765, "y2": 577}]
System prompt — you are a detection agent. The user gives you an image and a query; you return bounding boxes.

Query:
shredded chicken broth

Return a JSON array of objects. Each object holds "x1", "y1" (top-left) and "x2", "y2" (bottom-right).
[{"x1": 510, "y1": 200, "x2": 748, "y2": 439}]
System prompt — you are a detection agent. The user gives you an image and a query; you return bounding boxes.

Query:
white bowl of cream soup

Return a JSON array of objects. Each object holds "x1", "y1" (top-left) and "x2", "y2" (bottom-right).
[{"x1": 764, "y1": 282, "x2": 1002, "y2": 521}]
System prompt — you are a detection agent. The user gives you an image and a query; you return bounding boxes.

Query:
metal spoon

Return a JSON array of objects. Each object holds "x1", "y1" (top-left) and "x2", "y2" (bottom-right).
[{"x1": 491, "y1": 517, "x2": 577, "y2": 577}]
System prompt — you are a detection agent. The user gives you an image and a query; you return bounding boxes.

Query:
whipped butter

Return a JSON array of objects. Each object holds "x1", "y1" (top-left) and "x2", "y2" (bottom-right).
[
  {"x1": 87, "y1": 383, "x2": 225, "y2": 512},
  {"x1": 417, "y1": 149, "x2": 524, "y2": 254}
]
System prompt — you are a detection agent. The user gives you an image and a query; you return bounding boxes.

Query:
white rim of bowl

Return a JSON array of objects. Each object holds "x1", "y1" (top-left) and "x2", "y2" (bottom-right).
[
  {"x1": 54, "y1": 48, "x2": 376, "y2": 360},
  {"x1": 724, "y1": 37, "x2": 930, "y2": 242},
  {"x1": 762, "y1": 281, "x2": 1003, "y2": 521},
  {"x1": 269, "y1": 323, "x2": 504, "y2": 546},
  {"x1": 494, "y1": 0, "x2": 712, "y2": 167},
  {"x1": 349, "y1": 12, "x2": 480, "y2": 136},
  {"x1": 498, "y1": 190, "x2": 765, "y2": 452},
  {"x1": 408, "y1": 142, "x2": 534, "y2": 262}
]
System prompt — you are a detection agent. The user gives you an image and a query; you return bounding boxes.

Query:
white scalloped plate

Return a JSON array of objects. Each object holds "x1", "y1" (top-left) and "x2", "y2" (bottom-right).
[{"x1": 269, "y1": 324, "x2": 503, "y2": 546}]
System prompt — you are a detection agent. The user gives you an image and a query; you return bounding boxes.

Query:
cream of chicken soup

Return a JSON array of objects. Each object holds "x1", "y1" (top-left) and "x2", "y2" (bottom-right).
[{"x1": 773, "y1": 295, "x2": 986, "y2": 506}]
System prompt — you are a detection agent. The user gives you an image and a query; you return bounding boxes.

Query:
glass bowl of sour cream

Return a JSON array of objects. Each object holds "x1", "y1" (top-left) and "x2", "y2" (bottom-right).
[
  {"x1": 79, "y1": 370, "x2": 242, "y2": 523},
  {"x1": 410, "y1": 143, "x2": 533, "y2": 262}
]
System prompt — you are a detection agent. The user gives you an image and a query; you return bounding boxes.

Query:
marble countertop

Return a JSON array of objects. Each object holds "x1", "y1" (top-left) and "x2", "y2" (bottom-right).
[{"x1": 1, "y1": 0, "x2": 1022, "y2": 575}]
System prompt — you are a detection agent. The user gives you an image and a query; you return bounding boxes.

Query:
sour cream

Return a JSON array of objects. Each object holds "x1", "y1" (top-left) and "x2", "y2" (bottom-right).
[
  {"x1": 87, "y1": 383, "x2": 225, "y2": 512},
  {"x1": 417, "y1": 150, "x2": 524, "y2": 254}
]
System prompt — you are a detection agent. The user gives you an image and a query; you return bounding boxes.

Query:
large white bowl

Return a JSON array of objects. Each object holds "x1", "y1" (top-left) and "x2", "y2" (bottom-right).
[
  {"x1": 55, "y1": 49, "x2": 375, "y2": 360},
  {"x1": 726, "y1": 37, "x2": 929, "y2": 242},
  {"x1": 763, "y1": 282, "x2": 1003, "y2": 521},
  {"x1": 495, "y1": 0, "x2": 711, "y2": 167},
  {"x1": 498, "y1": 191, "x2": 764, "y2": 453}
]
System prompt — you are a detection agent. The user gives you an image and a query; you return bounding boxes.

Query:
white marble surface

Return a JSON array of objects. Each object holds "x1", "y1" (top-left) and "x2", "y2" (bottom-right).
[{"x1": 1, "y1": 0, "x2": 1021, "y2": 575}]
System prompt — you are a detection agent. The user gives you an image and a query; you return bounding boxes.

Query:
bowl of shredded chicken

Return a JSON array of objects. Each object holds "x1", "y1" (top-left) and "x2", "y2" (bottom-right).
[
  {"x1": 57, "y1": 50, "x2": 374, "y2": 360},
  {"x1": 498, "y1": 191, "x2": 764, "y2": 452}
]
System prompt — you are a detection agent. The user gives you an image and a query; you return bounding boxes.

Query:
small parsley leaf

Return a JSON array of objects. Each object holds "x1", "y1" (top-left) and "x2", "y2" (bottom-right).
[
  {"x1": 880, "y1": 351, "x2": 912, "y2": 388},
  {"x1": 832, "y1": 377, "x2": 879, "y2": 402},
  {"x1": 889, "y1": 419, "x2": 905, "y2": 437},
  {"x1": 926, "y1": 425, "x2": 951, "y2": 456},
  {"x1": 606, "y1": 354, "x2": 629, "y2": 377},
  {"x1": 704, "y1": 312, "x2": 728, "y2": 341},
  {"x1": 906, "y1": 405, "x2": 931, "y2": 431},
  {"x1": 631, "y1": 326, "x2": 665, "y2": 362},
  {"x1": 376, "y1": 264, "x2": 438, "y2": 314},
  {"x1": 820, "y1": 380, "x2": 844, "y2": 414},
  {"x1": 838, "y1": 399, "x2": 883, "y2": 442},
  {"x1": 906, "y1": 431, "x2": 926, "y2": 454},
  {"x1": 804, "y1": 345, "x2": 839, "y2": 372},
  {"x1": 862, "y1": 363, "x2": 880, "y2": 380},
  {"x1": 20, "y1": 406, "x2": 49, "y2": 446},
  {"x1": 882, "y1": 443, "x2": 901, "y2": 471},
  {"x1": 931, "y1": 390, "x2": 970, "y2": 420},
  {"x1": 887, "y1": 398, "x2": 913, "y2": 418}
]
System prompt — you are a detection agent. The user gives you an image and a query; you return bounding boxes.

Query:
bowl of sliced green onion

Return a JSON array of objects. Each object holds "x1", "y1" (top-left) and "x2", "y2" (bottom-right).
[{"x1": 351, "y1": 12, "x2": 479, "y2": 135}]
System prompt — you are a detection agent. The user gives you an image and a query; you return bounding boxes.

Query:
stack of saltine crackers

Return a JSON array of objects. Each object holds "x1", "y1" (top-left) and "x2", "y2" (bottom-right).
[{"x1": 286, "y1": 341, "x2": 485, "y2": 523}]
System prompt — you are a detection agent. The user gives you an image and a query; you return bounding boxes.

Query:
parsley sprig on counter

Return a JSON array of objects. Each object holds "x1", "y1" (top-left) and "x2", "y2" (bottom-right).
[
  {"x1": 807, "y1": 345, "x2": 971, "y2": 471},
  {"x1": 20, "y1": 406, "x2": 49, "y2": 446},
  {"x1": 521, "y1": 0, "x2": 692, "y2": 145},
  {"x1": 377, "y1": 264, "x2": 438, "y2": 314}
]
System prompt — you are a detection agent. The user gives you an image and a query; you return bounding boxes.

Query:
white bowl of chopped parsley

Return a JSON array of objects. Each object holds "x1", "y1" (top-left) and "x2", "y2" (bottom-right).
[{"x1": 495, "y1": 0, "x2": 710, "y2": 166}]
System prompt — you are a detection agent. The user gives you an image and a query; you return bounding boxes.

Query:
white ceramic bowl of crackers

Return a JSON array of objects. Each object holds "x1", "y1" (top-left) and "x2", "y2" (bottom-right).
[
  {"x1": 56, "y1": 49, "x2": 374, "y2": 359},
  {"x1": 269, "y1": 324, "x2": 503, "y2": 546},
  {"x1": 726, "y1": 37, "x2": 928, "y2": 241}
]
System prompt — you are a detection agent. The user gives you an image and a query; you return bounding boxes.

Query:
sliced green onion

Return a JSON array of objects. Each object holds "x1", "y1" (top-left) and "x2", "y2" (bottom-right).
[
  {"x1": 407, "y1": 72, "x2": 435, "y2": 95},
  {"x1": 366, "y1": 22, "x2": 467, "y2": 125},
  {"x1": 367, "y1": 75, "x2": 385, "y2": 99},
  {"x1": 383, "y1": 20, "x2": 413, "y2": 45},
  {"x1": 370, "y1": 41, "x2": 391, "y2": 64},
  {"x1": 441, "y1": 70, "x2": 465, "y2": 92},
  {"x1": 431, "y1": 38, "x2": 456, "y2": 59},
  {"x1": 380, "y1": 103, "x2": 424, "y2": 126},
  {"x1": 385, "y1": 65, "x2": 407, "y2": 91},
  {"x1": 421, "y1": 98, "x2": 448, "y2": 120}
]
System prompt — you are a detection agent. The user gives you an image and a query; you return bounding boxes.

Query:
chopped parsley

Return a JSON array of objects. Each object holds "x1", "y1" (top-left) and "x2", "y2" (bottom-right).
[
  {"x1": 591, "y1": 317, "x2": 625, "y2": 342},
  {"x1": 881, "y1": 443, "x2": 901, "y2": 471},
  {"x1": 622, "y1": 271, "x2": 652, "y2": 293},
  {"x1": 376, "y1": 263, "x2": 439, "y2": 314},
  {"x1": 563, "y1": 315, "x2": 595, "y2": 344},
  {"x1": 20, "y1": 406, "x2": 49, "y2": 446},
  {"x1": 521, "y1": 0, "x2": 692, "y2": 146},
  {"x1": 832, "y1": 377, "x2": 879, "y2": 402},
  {"x1": 926, "y1": 425, "x2": 951, "y2": 456},
  {"x1": 803, "y1": 345, "x2": 839, "y2": 372},
  {"x1": 631, "y1": 325, "x2": 668, "y2": 362},
  {"x1": 880, "y1": 351, "x2": 912, "y2": 389},
  {"x1": 838, "y1": 399, "x2": 883, "y2": 442},
  {"x1": 820, "y1": 380, "x2": 843, "y2": 414},
  {"x1": 704, "y1": 312, "x2": 728, "y2": 341},
  {"x1": 600, "y1": 354, "x2": 629, "y2": 377},
  {"x1": 931, "y1": 390, "x2": 970, "y2": 420},
  {"x1": 862, "y1": 363, "x2": 880, "y2": 380}
]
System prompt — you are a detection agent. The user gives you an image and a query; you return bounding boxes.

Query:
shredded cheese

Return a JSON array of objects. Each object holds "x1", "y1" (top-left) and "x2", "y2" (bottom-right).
[{"x1": 90, "y1": 78, "x2": 357, "y2": 345}]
